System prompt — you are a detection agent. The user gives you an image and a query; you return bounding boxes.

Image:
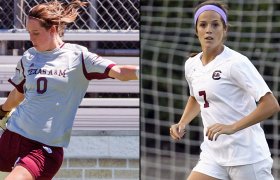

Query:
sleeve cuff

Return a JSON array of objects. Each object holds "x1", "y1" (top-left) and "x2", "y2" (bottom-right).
[{"x1": 8, "y1": 79, "x2": 25, "y2": 94}]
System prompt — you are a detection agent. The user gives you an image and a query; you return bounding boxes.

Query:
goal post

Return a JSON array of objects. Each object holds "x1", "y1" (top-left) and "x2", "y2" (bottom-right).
[{"x1": 141, "y1": 1, "x2": 280, "y2": 179}]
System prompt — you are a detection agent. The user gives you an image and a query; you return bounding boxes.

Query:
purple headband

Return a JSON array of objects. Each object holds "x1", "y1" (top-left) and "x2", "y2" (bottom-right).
[{"x1": 194, "y1": 5, "x2": 227, "y2": 25}]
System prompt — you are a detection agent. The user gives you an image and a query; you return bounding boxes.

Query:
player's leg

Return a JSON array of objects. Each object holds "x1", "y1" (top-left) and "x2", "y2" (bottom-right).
[
  {"x1": 0, "y1": 130, "x2": 21, "y2": 172},
  {"x1": 187, "y1": 158, "x2": 230, "y2": 180},
  {"x1": 5, "y1": 165, "x2": 34, "y2": 180},
  {"x1": 1, "y1": 130, "x2": 63, "y2": 179},
  {"x1": 16, "y1": 145, "x2": 64, "y2": 179},
  {"x1": 187, "y1": 171, "x2": 219, "y2": 180},
  {"x1": 229, "y1": 157, "x2": 274, "y2": 180},
  {"x1": 0, "y1": 130, "x2": 34, "y2": 179}
]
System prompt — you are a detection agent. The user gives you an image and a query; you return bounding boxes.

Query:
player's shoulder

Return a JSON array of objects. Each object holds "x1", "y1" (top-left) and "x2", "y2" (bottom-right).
[
  {"x1": 184, "y1": 52, "x2": 202, "y2": 75},
  {"x1": 224, "y1": 46, "x2": 254, "y2": 71},
  {"x1": 224, "y1": 46, "x2": 249, "y2": 62},
  {"x1": 185, "y1": 52, "x2": 202, "y2": 67},
  {"x1": 21, "y1": 47, "x2": 36, "y2": 62},
  {"x1": 24, "y1": 47, "x2": 36, "y2": 55},
  {"x1": 61, "y1": 43, "x2": 89, "y2": 53}
]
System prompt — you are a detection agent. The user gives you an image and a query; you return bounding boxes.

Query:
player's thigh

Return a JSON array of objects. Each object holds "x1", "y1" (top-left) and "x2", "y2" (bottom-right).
[
  {"x1": 187, "y1": 171, "x2": 220, "y2": 180},
  {"x1": 229, "y1": 157, "x2": 274, "y2": 180},
  {"x1": 190, "y1": 158, "x2": 229, "y2": 180},
  {"x1": 5, "y1": 165, "x2": 35, "y2": 180}
]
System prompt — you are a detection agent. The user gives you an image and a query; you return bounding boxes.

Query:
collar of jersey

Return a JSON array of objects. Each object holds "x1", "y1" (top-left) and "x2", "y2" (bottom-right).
[
  {"x1": 33, "y1": 46, "x2": 61, "y2": 54},
  {"x1": 199, "y1": 45, "x2": 226, "y2": 66}
]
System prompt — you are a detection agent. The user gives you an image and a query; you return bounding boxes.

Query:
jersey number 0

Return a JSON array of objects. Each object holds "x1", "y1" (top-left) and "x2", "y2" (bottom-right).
[{"x1": 37, "y1": 77, "x2": 48, "y2": 94}]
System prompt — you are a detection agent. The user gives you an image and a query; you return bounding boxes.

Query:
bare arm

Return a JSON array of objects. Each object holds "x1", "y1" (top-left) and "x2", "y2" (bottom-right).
[
  {"x1": 207, "y1": 92, "x2": 280, "y2": 140},
  {"x1": 170, "y1": 96, "x2": 200, "y2": 140},
  {"x1": 108, "y1": 65, "x2": 139, "y2": 81},
  {"x1": 2, "y1": 88, "x2": 25, "y2": 111},
  {"x1": 232, "y1": 92, "x2": 279, "y2": 131}
]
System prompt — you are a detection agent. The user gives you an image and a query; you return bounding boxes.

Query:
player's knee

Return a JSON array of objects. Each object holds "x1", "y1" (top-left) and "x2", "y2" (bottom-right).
[{"x1": 5, "y1": 166, "x2": 35, "y2": 180}]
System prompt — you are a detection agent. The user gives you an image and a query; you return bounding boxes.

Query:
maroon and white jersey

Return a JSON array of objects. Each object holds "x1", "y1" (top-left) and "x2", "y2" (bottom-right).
[
  {"x1": 8, "y1": 43, "x2": 116, "y2": 147},
  {"x1": 185, "y1": 45, "x2": 271, "y2": 166}
]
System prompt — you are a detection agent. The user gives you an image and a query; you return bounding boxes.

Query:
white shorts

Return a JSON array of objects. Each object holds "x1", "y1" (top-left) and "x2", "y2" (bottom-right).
[{"x1": 192, "y1": 157, "x2": 274, "y2": 180}]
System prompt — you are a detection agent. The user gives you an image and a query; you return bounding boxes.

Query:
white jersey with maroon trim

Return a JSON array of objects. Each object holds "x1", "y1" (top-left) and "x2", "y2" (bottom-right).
[
  {"x1": 8, "y1": 43, "x2": 116, "y2": 147},
  {"x1": 185, "y1": 45, "x2": 271, "y2": 166}
]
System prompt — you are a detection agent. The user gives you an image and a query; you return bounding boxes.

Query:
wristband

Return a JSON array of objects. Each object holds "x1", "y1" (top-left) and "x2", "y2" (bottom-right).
[{"x1": 0, "y1": 105, "x2": 10, "y2": 118}]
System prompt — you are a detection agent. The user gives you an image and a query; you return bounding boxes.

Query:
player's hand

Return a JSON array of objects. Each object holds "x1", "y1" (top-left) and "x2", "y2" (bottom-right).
[
  {"x1": 206, "y1": 123, "x2": 235, "y2": 141},
  {"x1": 170, "y1": 123, "x2": 186, "y2": 140},
  {"x1": 0, "y1": 105, "x2": 10, "y2": 119},
  {"x1": 0, "y1": 105, "x2": 12, "y2": 130}
]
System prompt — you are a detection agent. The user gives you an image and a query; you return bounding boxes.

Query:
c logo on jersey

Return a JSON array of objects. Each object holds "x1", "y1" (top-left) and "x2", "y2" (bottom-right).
[{"x1": 212, "y1": 70, "x2": 222, "y2": 80}]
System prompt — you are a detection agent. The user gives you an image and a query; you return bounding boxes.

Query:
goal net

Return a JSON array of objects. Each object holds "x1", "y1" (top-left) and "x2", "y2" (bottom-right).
[{"x1": 141, "y1": 0, "x2": 280, "y2": 179}]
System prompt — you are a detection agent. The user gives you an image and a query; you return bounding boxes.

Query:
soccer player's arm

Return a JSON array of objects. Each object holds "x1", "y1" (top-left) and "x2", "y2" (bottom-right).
[
  {"x1": 1, "y1": 88, "x2": 24, "y2": 116},
  {"x1": 108, "y1": 65, "x2": 139, "y2": 81},
  {"x1": 207, "y1": 58, "x2": 280, "y2": 141},
  {"x1": 230, "y1": 58, "x2": 280, "y2": 132},
  {"x1": 83, "y1": 51, "x2": 139, "y2": 81},
  {"x1": 232, "y1": 92, "x2": 279, "y2": 133},
  {"x1": 1, "y1": 57, "x2": 25, "y2": 120},
  {"x1": 170, "y1": 96, "x2": 200, "y2": 140},
  {"x1": 170, "y1": 58, "x2": 200, "y2": 140},
  {"x1": 207, "y1": 93, "x2": 280, "y2": 141}
]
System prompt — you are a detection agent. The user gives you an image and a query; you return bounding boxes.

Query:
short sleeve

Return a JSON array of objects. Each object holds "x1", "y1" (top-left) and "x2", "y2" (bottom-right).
[
  {"x1": 8, "y1": 59, "x2": 26, "y2": 93},
  {"x1": 81, "y1": 51, "x2": 116, "y2": 80},
  {"x1": 230, "y1": 57, "x2": 271, "y2": 102},
  {"x1": 185, "y1": 59, "x2": 194, "y2": 96}
]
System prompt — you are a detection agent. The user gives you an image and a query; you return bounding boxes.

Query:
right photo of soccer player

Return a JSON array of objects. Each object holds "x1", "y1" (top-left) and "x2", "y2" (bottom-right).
[
  {"x1": 141, "y1": 0, "x2": 280, "y2": 180},
  {"x1": 170, "y1": 1, "x2": 279, "y2": 179}
]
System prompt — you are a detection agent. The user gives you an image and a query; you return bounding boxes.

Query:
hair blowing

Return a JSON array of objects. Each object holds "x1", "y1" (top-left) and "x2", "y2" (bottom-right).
[{"x1": 28, "y1": 0, "x2": 88, "y2": 37}]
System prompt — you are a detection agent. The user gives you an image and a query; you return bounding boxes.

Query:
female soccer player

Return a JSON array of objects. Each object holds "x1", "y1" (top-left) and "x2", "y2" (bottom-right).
[
  {"x1": 170, "y1": 1, "x2": 279, "y2": 180},
  {"x1": 0, "y1": 0, "x2": 139, "y2": 179}
]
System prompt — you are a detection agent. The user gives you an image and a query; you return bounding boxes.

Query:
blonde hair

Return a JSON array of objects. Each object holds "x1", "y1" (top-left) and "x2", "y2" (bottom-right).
[{"x1": 28, "y1": 0, "x2": 88, "y2": 37}]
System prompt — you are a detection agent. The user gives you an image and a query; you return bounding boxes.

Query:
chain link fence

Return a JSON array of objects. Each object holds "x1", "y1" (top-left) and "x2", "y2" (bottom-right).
[{"x1": 0, "y1": 0, "x2": 139, "y2": 55}]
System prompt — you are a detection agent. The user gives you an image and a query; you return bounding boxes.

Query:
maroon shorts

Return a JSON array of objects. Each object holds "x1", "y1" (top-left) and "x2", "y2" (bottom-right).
[{"x1": 0, "y1": 130, "x2": 63, "y2": 179}]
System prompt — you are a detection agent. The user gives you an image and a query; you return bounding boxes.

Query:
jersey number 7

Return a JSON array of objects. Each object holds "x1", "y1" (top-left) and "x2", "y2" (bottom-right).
[{"x1": 199, "y1": 90, "x2": 209, "y2": 108}]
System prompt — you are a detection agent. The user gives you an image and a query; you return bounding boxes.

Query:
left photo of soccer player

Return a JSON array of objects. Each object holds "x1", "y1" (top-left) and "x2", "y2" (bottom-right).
[{"x1": 0, "y1": 0, "x2": 139, "y2": 179}]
